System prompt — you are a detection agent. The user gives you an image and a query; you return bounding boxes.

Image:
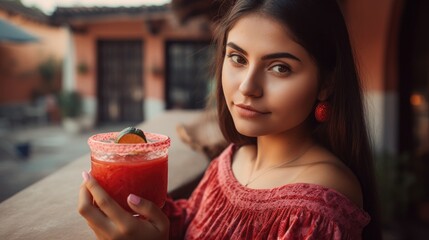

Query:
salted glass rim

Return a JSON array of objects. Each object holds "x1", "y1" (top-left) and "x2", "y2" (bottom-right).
[{"x1": 88, "y1": 132, "x2": 170, "y2": 154}]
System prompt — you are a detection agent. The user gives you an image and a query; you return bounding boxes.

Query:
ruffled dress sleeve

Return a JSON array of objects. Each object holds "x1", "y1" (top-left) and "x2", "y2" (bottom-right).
[
  {"x1": 163, "y1": 144, "x2": 371, "y2": 240},
  {"x1": 162, "y1": 153, "x2": 221, "y2": 239}
]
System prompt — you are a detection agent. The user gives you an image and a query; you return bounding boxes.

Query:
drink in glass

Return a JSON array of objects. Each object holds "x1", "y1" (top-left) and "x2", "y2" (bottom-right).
[{"x1": 88, "y1": 131, "x2": 170, "y2": 212}]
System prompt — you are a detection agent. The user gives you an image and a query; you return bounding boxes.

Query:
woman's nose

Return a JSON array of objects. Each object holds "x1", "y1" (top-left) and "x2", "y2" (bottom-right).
[{"x1": 238, "y1": 67, "x2": 263, "y2": 98}]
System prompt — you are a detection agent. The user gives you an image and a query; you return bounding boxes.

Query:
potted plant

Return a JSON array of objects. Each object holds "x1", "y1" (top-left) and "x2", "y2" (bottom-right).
[{"x1": 57, "y1": 90, "x2": 83, "y2": 133}]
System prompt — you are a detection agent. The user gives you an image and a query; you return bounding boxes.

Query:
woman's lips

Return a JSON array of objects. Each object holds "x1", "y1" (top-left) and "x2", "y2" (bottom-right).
[{"x1": 234, "y1": 103, "x2": 270, "y2": 118}]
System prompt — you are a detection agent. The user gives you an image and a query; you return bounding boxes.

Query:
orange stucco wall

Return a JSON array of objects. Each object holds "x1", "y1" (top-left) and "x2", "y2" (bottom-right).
[
  {"x1": 72, "y1": 16, "x2": 211, "y2": 102},
  {"x1": 0, "y1": 11, "x2": 67, "y2": 103},
  {"x1": 344, "y1": 0, "x2": 401, "y2": 92}
]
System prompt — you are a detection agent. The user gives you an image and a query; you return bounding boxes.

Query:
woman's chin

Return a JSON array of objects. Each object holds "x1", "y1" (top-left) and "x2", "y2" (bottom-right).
[{"x1": 235, "y1": 127, "x2": 263, "y2": 138}]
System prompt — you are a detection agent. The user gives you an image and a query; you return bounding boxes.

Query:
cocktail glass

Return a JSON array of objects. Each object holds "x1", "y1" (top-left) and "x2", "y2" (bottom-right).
[{"x1": 88, "y1": 132, "x2": 170, "y2": 213}]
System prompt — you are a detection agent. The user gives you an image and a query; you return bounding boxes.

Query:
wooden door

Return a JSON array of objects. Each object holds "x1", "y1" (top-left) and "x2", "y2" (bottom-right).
[{"x1": 97, "y1": 40, "x2": 144, "y2": 124}]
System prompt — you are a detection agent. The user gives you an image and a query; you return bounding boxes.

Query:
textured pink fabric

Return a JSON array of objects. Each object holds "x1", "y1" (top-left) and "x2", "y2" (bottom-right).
[{"x1": 164, "y1": 144, "x2": 370, "y2": 239}]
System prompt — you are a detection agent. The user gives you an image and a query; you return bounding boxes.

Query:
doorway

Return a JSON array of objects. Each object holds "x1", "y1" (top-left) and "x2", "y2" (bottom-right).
[
  {"x1": 97, "y1": 40, "x2": 144, "y2": 124},
  {"x1": 165, "y1": 41, "x2": 213, "y2": 109}
]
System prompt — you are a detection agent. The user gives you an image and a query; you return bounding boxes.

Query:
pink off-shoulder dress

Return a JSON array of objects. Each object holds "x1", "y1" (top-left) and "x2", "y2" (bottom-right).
[{"x1": 163, "y1": 144, "x2": 370, "y2": 239}]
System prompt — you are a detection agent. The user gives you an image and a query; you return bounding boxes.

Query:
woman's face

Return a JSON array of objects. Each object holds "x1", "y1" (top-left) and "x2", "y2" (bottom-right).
[{"x1": 222, "y1": 13, "x2": 320, "y2": 138}]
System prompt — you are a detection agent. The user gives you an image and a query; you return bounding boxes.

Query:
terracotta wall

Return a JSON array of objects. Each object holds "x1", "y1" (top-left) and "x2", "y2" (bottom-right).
[{"x1": 0, "y1": 11, "x2": 67, "y2": 104}]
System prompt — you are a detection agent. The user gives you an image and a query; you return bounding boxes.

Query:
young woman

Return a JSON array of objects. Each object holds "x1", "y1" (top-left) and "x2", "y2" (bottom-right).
[{"x1": 79, "y1": 0, "x2": 382, "y2": 239}]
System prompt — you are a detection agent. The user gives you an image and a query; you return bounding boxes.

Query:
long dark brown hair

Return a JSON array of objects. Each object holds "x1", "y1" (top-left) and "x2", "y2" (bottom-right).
[{"x1": 212, "y1": 0, "x2": 382, "y2": 239}]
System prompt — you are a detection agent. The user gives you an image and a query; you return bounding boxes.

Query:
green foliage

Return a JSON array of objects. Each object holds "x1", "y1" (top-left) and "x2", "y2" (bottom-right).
[
  {"x1": 57, "y1": 91, "x2": 82, "y2": 118},
  {"x1": 375, "y1": 152, "x2": 416, "y2": 225},
  {"x1": 38, "y1": 58, "x2": 59, "y2": 84},
  {"x1": 77, "y1": 62, "x2": 89, "y2": 75}
]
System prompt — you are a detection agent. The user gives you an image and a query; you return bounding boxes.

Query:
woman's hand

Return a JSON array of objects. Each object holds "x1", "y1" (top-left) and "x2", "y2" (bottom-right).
[{"x1": 78, "y1": 171, "x2": 169, "y2": 240}]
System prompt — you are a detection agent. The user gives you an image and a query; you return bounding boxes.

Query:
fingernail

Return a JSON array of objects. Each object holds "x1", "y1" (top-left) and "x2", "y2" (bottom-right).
[
  {"x1": 128, "y1": 194, "x2": 141, "y2": 205},
  {"x1": 82, "y1": 171, "x2": 90, "y2": 182}
]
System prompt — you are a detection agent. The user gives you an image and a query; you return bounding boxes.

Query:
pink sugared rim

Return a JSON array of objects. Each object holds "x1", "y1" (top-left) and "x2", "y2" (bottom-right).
[{"x1": 88, "y1": 132, "x2": 170, "y2": 154}]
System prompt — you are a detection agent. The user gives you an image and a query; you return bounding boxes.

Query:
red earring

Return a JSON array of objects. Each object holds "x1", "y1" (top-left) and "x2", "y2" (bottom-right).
[{"x1": 315, "y1": 101, "x2": 331, "y2": 122}]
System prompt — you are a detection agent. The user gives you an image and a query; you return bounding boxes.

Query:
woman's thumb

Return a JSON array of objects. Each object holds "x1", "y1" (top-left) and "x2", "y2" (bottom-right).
[{"x1": 127, "y1": 194, "x2": 169, "y2": 231}]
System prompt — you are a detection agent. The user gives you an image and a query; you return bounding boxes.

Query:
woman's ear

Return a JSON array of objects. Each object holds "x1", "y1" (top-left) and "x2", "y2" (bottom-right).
[
  {"x1": 317, "y1": 84, "x2": 333, "y2": 101},
  {"x1": 317, "y1": 75, "x2": 334, "y2": 101}
]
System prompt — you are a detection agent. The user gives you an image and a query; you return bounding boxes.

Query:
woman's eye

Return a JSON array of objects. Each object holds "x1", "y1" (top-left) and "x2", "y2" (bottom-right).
[
  {"x1": 271, "y1": 65, "x2": 291, "y2": 74},
  {"x1": 228, "y1": 54, "x2": 247, "y2": 65}
]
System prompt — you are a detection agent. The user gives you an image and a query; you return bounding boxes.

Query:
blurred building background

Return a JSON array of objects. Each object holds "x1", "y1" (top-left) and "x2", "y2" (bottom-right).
[{"x1": 0, "y1": 0, "x2": 428, "y2": 238}]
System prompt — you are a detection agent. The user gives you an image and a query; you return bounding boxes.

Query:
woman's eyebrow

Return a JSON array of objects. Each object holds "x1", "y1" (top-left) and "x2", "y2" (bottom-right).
[
  {"x1": 226, "y1": 42, "x2": 248, "y2": 55},
  {"x1": 226, "y1": 42, "x2": 301, "y2": 62},
  {"x1": 261, "y1": 52, "x2": 301, "y2": 62}
]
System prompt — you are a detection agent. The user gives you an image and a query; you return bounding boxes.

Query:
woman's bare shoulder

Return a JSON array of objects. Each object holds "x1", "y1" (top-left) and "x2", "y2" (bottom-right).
[{"x1": 296, "y1": 146, "x2": 363, "y2": 207}]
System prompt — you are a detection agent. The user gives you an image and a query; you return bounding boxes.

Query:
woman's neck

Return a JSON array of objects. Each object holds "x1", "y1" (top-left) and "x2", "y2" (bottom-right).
[{"x1": 252, "y1": 129, "x2": 314, "y2": 171}]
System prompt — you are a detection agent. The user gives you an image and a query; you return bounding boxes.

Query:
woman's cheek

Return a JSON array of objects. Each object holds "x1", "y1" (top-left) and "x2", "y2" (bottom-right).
[{"x1": 222, "y1": 64, "x2": 238, "y2": 98}]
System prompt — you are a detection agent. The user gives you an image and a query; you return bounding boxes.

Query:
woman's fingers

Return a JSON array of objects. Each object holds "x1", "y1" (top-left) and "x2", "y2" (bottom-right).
[
  {"x1": 127, "y1": 194, "x2": 170, "y2": 234},
  {"x1": 80, "y1": 171, "x2": 131, "y2": 225},
  {"x1": 78, "y1": 179, "x2": 113, "y2": 232}
]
